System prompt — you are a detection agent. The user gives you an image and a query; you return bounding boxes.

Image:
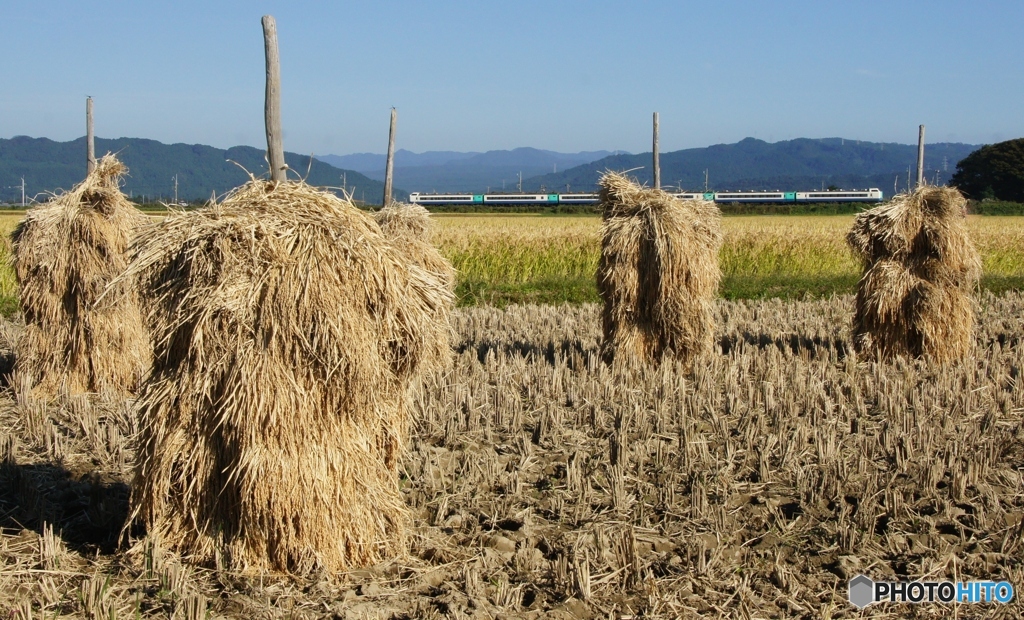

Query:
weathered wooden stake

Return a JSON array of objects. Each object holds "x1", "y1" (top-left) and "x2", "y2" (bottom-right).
[
  {"x1": 652, "y1": 112, "x2": 660, "y2": 190},
  {"x1": 383, "y1": 108, "x2": 397, "y2": 205},
  {"x1": 916, "y1": 124, "x2": 926, "y2": 188},
  {"x1": 262, "y1": 15, "x2": 286, "y2": 182},
  {"x1": 86, "y1": 97, "x2": 96, "y2": 174}
]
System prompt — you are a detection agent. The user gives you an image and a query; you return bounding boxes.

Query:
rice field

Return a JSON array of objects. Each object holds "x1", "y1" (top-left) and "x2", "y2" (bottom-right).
[
  {"x1": 0, "y1": 215, "x2": 22, "y2": 316},
  {"x1": 2, "y1": 210, "x2": 1024, "y2": 618},
  {"x1": 434, "y1": 214, "x2": 1024, "y2": 305},
  {"x1": 0, "y1": 212, "x2": 1022, "y2": 312}
]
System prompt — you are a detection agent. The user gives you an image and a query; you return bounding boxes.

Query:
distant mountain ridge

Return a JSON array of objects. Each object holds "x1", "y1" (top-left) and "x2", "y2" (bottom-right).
[
  {"x1": 1, "y1": 136, "x2": 989, "y2": 204},
  {"x1": 0, "y1": 136, "x2": 401, "y2": 204},
  {"x1": 523, "y1": 137, "x2": 983, "y2": 194},
  {"x1": 319, "y1": 147, "x2": 626, "y2": 193}
]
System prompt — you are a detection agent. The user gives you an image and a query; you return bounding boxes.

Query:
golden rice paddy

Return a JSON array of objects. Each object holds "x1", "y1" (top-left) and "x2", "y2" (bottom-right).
[{"x1": 433, "y1": 214, "x2": 1024, "y2": 305}]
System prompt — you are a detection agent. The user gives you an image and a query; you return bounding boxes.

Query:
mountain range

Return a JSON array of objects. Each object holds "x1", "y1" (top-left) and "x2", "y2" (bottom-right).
[
  {"x1": 523, "y1": 138, "x2": 982, "y2": 194},
  {"x1": 0, "y1": 136, "x2": 397, "y2": 204},
  {"x1": 1, "y1": 136, "x2": 987, "y2": 205},
  {"x1": 317, "y1": 148, "x2": 624, "y2": 193}
]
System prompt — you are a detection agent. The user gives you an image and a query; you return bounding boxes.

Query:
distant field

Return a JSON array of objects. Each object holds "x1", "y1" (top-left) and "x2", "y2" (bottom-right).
[
  {"x1": 435, "y1": 213, "x2": 1024, "y2": 306},
  {"x1": 0, "y1": 212, "x2": 1022, "y2": 312},
  {"x1": 0, "y1": 214, "x2": 21, "y2": 316}
]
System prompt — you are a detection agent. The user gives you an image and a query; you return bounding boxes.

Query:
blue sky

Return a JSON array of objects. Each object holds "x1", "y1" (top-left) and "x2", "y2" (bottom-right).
[{"x1": 1, "y1": 1, "x2": 1020, "y2": 155}]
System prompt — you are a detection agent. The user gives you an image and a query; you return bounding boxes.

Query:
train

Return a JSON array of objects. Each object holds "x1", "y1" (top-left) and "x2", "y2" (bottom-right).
[{"x1": 409, "y1": 188, "x2": 884, "y2": 206}]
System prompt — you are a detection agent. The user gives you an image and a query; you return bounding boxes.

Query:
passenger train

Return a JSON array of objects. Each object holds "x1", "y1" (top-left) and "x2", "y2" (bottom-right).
[{"x1": 410, "y1": 188, "x2": 884, "y2": 206}]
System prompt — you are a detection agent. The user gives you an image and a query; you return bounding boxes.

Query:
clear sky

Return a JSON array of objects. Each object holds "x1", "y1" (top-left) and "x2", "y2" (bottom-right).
[{"x1": 1, "y1": 1, "x2": 1020, "y2": 155}]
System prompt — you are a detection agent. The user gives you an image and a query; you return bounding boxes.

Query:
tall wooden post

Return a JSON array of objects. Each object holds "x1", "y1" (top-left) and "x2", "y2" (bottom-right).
[
  {"x1": 652, "y1": 112, "x2": 660, "y2": 189},
  {"x1": 262, "y1": 15, "x2": 286, "y2": 182},
  {"x1": 916, "y1": 124, "x2": 925, "y2": 188},
  {"x1": 86, "y1": 97, "x2": 96, "y2": 174},
  {"x1": 383, "y1": 108, "x2": 397, "y2": 206}
]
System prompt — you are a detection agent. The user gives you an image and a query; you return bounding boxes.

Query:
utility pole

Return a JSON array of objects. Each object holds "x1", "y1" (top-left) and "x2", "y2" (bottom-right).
[
  {"x1": 652, "y1": 112, "x2": 660, "y2": 189},
  {"x1": 916, "y1": 124, "x2": 925, "y2": 188},
  {"x1": 173, "y1": 174, "x2": 178, "y2": 204},
  {"x1": 383, "y1": 107, "x2": 397, "y2": 205},
  {"x1": 704, "y1": 169, "x2": 709, "y2": 192},
  {"x1": 518, "y1": 171, "x2": 522, "y2": 192},
  {"x1": 262, "y1": 15, "x2": 286, "y2": 182},
  {"x1": 21, "y1": 177, "x2": 25, "y2": 207},
  {"x1": 86, "y1": 96, "x2": 96, "y2": 174}
]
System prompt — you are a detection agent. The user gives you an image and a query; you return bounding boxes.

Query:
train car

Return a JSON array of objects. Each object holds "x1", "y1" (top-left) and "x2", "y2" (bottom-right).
[
  {"x1": 409, "y1": 193, "x2": 483, "y2": 205},
  {"x1": 671, "y1": 192, "x2": 715, "y2": 201},
  {"x1": 794, "y1": 189, "x2": 883, "y2": 202},
  {"x1": 557, "y1": 193, "x2": 599, "y2": 204},
  {"x1": 713, "y1": 191, "x2": 796, "y2": 203},
  {"x1": 483, "y1": 193, "x2": 558, "y2": 205},
  {"x1": 409, "y1": 188, "x2": 884, "y2": 206}
]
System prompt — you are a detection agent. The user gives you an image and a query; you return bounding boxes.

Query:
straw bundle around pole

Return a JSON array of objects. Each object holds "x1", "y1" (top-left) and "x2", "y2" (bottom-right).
[
  {"x1": 596, "y1": 172, "x2": 722, "y2": 369},
  {"x1": 127, "y1": 179, "x2": 453, "y2": 574},
  {"x1": 847, "y1": 185, "x2": 981, "y2": 363},
  {"x1": 11, "y1": 154, "x2": 151, "y2": 399}
]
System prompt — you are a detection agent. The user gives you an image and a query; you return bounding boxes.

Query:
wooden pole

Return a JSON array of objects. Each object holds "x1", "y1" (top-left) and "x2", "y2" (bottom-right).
[
  {"x1": 916, "y1": 124, "x2": 925, "y2": 188},
  {"x1": 383, "y1": 108, "x2": 397, "y2": 205},
  {"x1": 262, "y1": 15, "x2": 286, "y2": 182},
  {"x1": 86, "y1": 96, "x2": 95, "y2": 174},
  {"x1": 652, "y1": 112, "x2": 660, "y2": 189}
]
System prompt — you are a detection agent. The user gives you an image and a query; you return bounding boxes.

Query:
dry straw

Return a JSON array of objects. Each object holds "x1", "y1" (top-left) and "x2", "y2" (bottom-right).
[
  {"x1": 11, "y1": 154, "x2": 152, "y2": 399},
  {"x1": 596, "y1": 172, "x2": 722, "y2": 368},
  {"x1": 374, "y1": 202, "x2": 456, "y2": 380},
  {"x1": 374, "y1": 201, "x2": 456, "y2": 295},
  {"x1": 126, "y1": 180, "x2": 454, "y2": 574},
  {"x1": 847, "y1": 185, "x2": 981, "y2": 363}
]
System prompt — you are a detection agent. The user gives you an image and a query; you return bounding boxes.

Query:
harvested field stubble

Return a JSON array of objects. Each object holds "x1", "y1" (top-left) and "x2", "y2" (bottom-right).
[{"x1": 2, "y1": 294, "x2": 1023, "y2": 617}]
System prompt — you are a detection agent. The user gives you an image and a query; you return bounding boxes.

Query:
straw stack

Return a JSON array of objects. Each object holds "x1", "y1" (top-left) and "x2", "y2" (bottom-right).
[
  {"x1": 127, "y1": 180, "x2": 453, "y2": 573},
  {"x1": 11, "y1": 155, "x2": 151, "y2": 398},
  {"x1": 847, "y1": 185, "x2": 981, "y2": 363},
  {"x1": 596, "y1": 172, "x2": 722, "y2": 369}
]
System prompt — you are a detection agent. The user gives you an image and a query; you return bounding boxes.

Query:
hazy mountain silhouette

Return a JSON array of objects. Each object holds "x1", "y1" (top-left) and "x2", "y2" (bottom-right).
[
  {"x1": 523, "y1": 137, "x2": 982, "y2": 194},
  {"x1": 319, "y1": 147, "x2": 624, "y2": 193}
]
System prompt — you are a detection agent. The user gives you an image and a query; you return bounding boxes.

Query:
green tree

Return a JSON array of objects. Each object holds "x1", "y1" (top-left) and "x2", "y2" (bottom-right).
[{"x1": 949, "y1": 138, "x2": 1024, "y2": 201}]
